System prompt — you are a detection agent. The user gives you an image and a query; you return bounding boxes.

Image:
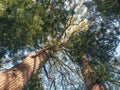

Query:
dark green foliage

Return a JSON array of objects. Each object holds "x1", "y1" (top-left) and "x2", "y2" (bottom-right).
[
  {"x1": 0, "y1": 0, "x2": 45, "y2": 53},
  {"x1": 0, "y1": 0, "x2": 74, "y2": 57},
  {"x1": 94, "y1": 0, "x2": 120, "y2": 17}
]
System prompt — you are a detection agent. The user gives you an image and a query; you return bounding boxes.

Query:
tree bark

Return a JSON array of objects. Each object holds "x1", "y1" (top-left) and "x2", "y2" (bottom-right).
[
  {"x1": 0, "y1": 47, "x2": 54, "y2": 90},
  {"x1": 81, "y1": 54, "x2": 107, "y2": 90}
]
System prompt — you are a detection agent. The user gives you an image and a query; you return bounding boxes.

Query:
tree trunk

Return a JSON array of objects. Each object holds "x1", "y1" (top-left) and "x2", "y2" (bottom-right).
[
  {"x1": 0, "y1": 47, "x2": 54, "y2": 90},
  {"x1": 81, "y1": 54, "x2": 107, "y2": 90}
]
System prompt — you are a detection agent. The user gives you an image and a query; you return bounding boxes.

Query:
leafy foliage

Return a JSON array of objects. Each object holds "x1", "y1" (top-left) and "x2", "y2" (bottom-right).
[
  {"x1": 0, "y1": 0, "x2": 45, "y2": 53},
  {"x1": 94, "y1": 0, "x2": 120, "y2": 17},
  {"x1": 0, "y1": 0, "x2": 74, "y2": 57}
]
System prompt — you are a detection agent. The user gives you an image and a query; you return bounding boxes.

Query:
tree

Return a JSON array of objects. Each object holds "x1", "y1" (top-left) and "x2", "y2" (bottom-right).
[
  {"x1": 0, "y1": 0, "x2": 120, "y2": 90},
  {"x1": 69, "y1": 1, "x2": 120, "y2": 89},
  {"x1": 0, "y1": 0, "x2": 77, "y2": 89}
]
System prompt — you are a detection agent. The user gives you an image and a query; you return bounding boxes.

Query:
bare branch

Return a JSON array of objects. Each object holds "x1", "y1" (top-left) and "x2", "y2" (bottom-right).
[{"x1": 43, "y1": 65, "x2": 55, "y2": 81}]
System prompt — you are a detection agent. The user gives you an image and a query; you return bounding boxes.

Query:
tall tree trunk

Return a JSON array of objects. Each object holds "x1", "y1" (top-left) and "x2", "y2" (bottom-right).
[
  {"x1": 0, "y1": 47, "x2": 54, "y2": 90},
  {"x1": 81, "y1": 54, "x2": 107, "y2": 90}
]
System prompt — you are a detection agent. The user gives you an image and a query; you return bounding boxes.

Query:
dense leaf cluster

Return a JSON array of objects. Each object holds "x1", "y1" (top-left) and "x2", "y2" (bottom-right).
[
  {"x1": 94, "y1": 0, "x2": 120, "y2": 17},
  {"x1": 0, "y1": 0, "x2": 74, "y2": 57}
]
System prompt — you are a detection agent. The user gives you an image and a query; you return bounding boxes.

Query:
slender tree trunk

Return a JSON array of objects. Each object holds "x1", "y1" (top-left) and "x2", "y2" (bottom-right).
[
  {"x1": 81, "y1": 54, "x2": 107, "y2": 90},
  {"x1": 0, "y1": 47, "x2": 54, "y2": 90}
]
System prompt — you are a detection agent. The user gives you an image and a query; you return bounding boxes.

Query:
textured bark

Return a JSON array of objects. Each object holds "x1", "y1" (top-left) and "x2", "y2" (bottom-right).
[
  {"x1": 81, "y1": 54, "x2": 107, "y2": 90},
  {"x1": 0, "y1": 47, "x2": 54, "y2": 90}
]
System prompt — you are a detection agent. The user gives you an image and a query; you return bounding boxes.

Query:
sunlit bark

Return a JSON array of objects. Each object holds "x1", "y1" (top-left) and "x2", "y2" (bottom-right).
[{"x1": 0, "y1": 47, "x2": 54, "y2": 90}]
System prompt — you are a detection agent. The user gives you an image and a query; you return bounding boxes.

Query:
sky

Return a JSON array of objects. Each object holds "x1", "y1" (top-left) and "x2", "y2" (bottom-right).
[{"x1": 116, "y1": 44, "x2": 120, "y2": 56}]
